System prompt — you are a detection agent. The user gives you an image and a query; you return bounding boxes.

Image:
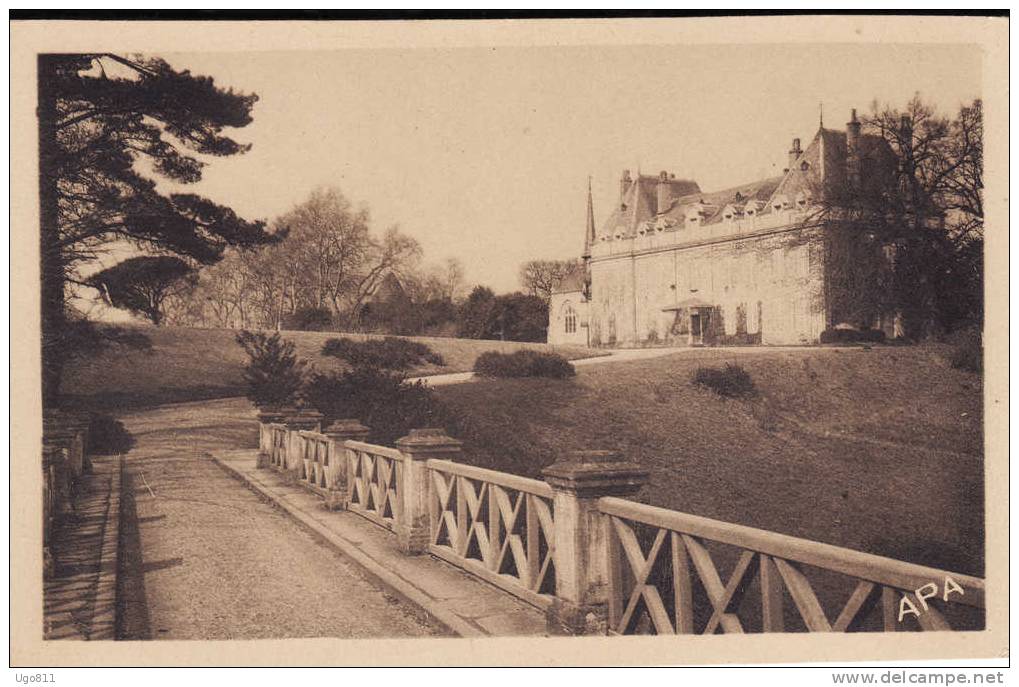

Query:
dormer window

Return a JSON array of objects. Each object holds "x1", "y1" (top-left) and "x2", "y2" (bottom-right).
[{"x1": 721, "y1": 204, "x2": 743, "y2": 222}]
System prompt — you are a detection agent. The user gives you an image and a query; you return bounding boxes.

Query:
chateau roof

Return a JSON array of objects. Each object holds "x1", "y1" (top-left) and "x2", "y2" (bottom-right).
[
  {"x1": 594, "y1": 118, "x2": 895, "y2": 241},
  {"x1": 599, "y1": 175, "x2": 701, "y2": 238},
  {"x1": 670, "y1": 176, "x2": 785, "y2": 225}
]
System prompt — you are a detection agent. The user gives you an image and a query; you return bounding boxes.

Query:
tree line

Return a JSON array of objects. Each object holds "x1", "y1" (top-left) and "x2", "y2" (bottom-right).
[{"x1": 136, "y1": 184, "x2": 577, "y2": 343}]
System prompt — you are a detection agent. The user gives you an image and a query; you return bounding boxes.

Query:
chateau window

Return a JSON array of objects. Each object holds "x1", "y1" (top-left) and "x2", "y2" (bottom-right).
[{"x1": 800, "y1": 161, "x2": 811, "y2": 171}]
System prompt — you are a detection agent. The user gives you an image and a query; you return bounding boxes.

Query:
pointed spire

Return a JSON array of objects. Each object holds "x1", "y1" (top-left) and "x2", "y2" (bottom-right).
[
  {"x1": 583, "y1": 176, "x2": 596, "y2": 258},
  {"x1": 819, "y1": 101, "x2": 824, "y2": 129}
]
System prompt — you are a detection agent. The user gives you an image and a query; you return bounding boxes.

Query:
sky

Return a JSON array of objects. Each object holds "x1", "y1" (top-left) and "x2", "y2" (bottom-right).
[{"x1": 158, "y1": 43, "x2": 980, "y2": 294}]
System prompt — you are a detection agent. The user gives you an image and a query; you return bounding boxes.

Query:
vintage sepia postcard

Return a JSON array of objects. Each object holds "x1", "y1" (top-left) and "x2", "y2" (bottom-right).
[{"x1": 9, "y1": 14, "x2": 1009, "y2": 668}]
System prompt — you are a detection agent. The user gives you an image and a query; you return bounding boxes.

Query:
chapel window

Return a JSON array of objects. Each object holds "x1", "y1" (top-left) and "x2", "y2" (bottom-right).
[{"x1": 564, "y1": 306, "x2": 577, "y2": 334}]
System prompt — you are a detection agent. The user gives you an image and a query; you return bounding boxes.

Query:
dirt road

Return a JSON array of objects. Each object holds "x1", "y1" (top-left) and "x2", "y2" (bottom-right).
[{"x1": 115, "y1": 398, "x2": 445, "y2": 640}]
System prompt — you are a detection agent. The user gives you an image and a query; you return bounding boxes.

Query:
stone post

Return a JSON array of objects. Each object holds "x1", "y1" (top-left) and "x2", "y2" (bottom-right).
[
  {"x1": 282, "y1": 408, "x2": 323, "y2": 478},
  {"x1": 542, "y1": 450, "x2": 649, "y2": 635},
  {"x1": 394, "y1": 428, "x2": 462, "y2": 555},
  {"x1": 321, "y1": 419, "x2": 370, "y2": 510}
]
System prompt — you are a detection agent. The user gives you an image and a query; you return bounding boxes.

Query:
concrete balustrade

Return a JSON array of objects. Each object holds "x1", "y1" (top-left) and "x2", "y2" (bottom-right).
[
  {"x1": 281, "y1": 408, "x2": 323, "y2": 477},
  {"x1": 253, "y1": 418, "x2": 983, "y2": 635},
  {"x1": 256, "y1": 406, "x2": 288, "y2": 466}
]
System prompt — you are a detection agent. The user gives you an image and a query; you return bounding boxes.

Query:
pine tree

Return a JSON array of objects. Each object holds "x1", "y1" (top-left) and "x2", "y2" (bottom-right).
[{"x1": 38, "y1": 53, "x2": 277, "y2": 403}]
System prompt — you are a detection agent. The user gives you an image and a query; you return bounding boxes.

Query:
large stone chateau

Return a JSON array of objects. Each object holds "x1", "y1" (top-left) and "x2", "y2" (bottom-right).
[{"x1": 548, "y1": 109, "x2": 897, "y2": 348}]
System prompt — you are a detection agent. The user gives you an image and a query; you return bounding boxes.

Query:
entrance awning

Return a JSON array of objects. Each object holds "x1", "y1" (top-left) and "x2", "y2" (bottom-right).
[{"x1": 662, "y1": 296, "x2": 714, "y2": 311}]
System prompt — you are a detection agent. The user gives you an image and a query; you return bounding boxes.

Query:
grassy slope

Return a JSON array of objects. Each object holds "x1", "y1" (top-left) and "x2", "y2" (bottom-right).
[
  {"x1": 61, "y1": 325, "x2": 601, "y2": 409},
  {"x1": 437, "y1": 345, "x2": 984, "y2": 580}
]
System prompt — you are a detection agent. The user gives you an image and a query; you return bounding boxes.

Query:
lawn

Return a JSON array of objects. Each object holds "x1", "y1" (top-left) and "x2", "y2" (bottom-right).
[
  {"x1": 435, "y1": 344, "x2": 984, "y2": 630},
  {"x1": 60, "y1": 325, "x2": 602, "y2": 410},
  {"x1": 436, "y1": 345, "x2": 984, "y2": 580}
]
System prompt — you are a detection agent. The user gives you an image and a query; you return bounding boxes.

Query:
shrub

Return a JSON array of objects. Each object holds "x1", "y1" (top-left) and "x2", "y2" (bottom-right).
[
  {"x1": 473, "y1": 350, "x2": 575, "y2": 379},
  {"x1": 86, "y1": 413, "x2": 135, "y2": 455},
  {"x1": 303, "y1": 368, "x2": 454, "y2": 445},
  {"x1": 283, "y1": 306, "x2": 334, "y2": 331},
  {"x1": 321, "y1": 336, "x2": 444, "y2": 370},
  {"x1": 947, "y1": 326, "x2": 982, "y2": 373},
  {"x1": 692, "y1": 363, "x2": 757, "y2": 398},
  {"x1": 820, "y1": 328, "x2": 886, "y2": 344},
  {"x1": 235, "y1": 330, "x2": 306, "y2": 407}
]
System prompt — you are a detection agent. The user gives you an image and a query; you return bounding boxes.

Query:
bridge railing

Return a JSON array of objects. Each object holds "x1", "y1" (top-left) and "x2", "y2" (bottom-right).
[
  {"x1": 266, "y1": 423, "x2": 288, "y2": 470},
  {"x1": 344, "y1": 440, "x2": 406, "y2": 531},
  {"x1": 427, "y1": 459, "x2": 557, "y2": 609},
  {"x1": 296, "y1": 430, "x2": 332, "y2": 491},
  {"x1": 254, "y1": 419, "x2": 986, "y2": 636},
  {"x1": 598, "y1": 497, "x2": 984, "y2": 635}
]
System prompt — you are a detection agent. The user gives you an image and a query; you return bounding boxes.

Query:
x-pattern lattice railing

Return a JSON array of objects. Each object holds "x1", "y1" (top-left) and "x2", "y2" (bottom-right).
[
  {"x1": 297, "y1": 431, "x2": 331, "y2": 490},
  {"x1": 268, "y1": 424, "x2": 288, "y2": 470},
  {"x1": 345, "y1": 440, "x2": 404, "y2": 530},
  {"x1": 599, "y1": 497, "x2": 984, "y2": 635},
  {"x1": 427, "y1": 459, "x2": 557, "y2": 610}
]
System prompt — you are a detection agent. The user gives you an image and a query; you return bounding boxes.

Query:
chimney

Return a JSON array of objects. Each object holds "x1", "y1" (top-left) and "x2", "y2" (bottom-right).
[
  {"x1": 620, "y1": 169, "x2": 632, "y2": 210},
  {"x1": 899, "y1": 114, "x2": 914, "y2": 176},
  {"x1": 656, "y1": 170, "x2": 671, "y2": 214},
  {"x1": 787, "y1": 137, "x2": 802, "y2": 171},
  {"x1": 900, "y1": 114, "x2": 913, "y2": 149},
  {"x1": 846, "y1": 108, "x2": 862, "y2": 183},
  {"x1": 847, "y1": 109, "x2": 861, "y2": 152}
]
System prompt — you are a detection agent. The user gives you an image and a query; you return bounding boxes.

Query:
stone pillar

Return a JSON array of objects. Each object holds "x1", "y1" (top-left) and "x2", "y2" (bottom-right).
[
  {"x1": 321, "y1": 419, "x2": 370, "y2": 510},
  {"x1": 542, "y1": 450, "x2": 649, "y2": 635},
  {"x1": 394, "y1": 428, "x2": 462, "y2": 555},
  {"x1": 283, "y1": 409, "x2": 323, "y2": 477}
]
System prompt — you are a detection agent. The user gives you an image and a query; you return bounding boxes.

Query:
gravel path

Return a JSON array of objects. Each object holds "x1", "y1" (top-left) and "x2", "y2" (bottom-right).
[{"x1": 116, "y1": 399, "x2": 445, "y2": 640}]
